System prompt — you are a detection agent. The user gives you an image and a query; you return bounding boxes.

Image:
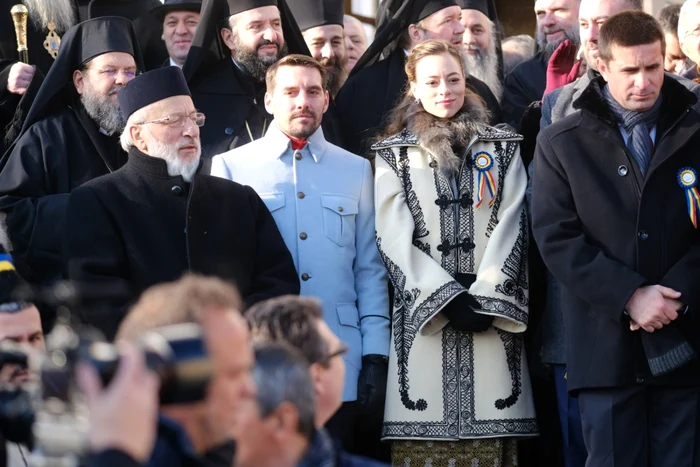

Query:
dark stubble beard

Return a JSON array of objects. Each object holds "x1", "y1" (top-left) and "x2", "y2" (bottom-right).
[
  {"x1": 80, "y1": 79, "x2": 126, "y2": 135},
  {"x1": 23, "y1": 0, "x2": 76, "y2": 33},
  {"x1": 232, "y1": 34, "x2": 288, "y2": 83}
]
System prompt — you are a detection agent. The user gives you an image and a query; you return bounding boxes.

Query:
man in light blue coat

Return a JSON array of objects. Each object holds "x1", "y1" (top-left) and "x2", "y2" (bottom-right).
[{"x1": 210, "y1": 54, "x2": 390, "y2": 452}]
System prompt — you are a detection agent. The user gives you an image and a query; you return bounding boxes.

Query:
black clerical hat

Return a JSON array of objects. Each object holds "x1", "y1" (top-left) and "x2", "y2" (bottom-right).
[
  {"x1": 456, "y1": 0, "x2": 488, "y2": 17},
  {"x1": 119, "y1": 67, "x2": 192, "y2": 119},
  {"x1": 151, "y1": 0, "x2": 203, "y2": 21},
  {"x1": 227, "y1": 0, "x2": 278, "y2": 16},
  {"x1": 350, "y1": 0, "x2": 458, "y2": 74},
  {"x1": 289, "y1": 0, "x2": 344, "y2": 32},
  {"x1": 14, "y1": 17, "x2": 144, "y2": 137}
]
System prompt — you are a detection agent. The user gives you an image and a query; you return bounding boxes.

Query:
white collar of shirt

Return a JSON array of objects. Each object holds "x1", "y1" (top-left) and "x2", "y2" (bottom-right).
[
  {"x1": 265, "y1": 121, "x2": 328, "y2": 163},
  {"x1": 169, "y1": 57, "x2": 182, "y2": 68}
]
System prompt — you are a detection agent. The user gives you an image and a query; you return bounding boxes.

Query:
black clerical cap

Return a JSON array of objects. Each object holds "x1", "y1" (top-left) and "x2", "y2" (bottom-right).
[
  {"x1": 151, "y1": 0, "x2": 203, "y2": 21},
  {"x1": 227, "y1": 0, "x2": 278, "y2": 16},
  {"x1": 118, "y1": 67, "x2": 192, "y2": 119},
  {"x1": 289, "y1": 0, "x2": 344, "y2": 32},
  {"x1": 350, "y1": 0, "x2": 458, "y2": 74},
  {"x1": 414, "y1": 0, "x2": 458, "y2": 23},
  {"x1": 78, "y1": 17, "x2": 137, "y2": 65},
  {"x1": 456, "y1": 0, "x2": 488, "y2": 17}
]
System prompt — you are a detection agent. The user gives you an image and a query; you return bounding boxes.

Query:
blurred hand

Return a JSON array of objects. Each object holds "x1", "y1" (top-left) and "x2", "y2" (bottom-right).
[
  {"x1": 543, "y1": 40, "x2": 582, "y2": 97},
  {"x1": 626, "y1": 285, "x2": 682, "y2": 333},
  {"x1": 76, "y1": 342, "x2": 159, "y2": 463},
  {"x1": 7, "y1": 62, "x2": 35, "y2": 95}
]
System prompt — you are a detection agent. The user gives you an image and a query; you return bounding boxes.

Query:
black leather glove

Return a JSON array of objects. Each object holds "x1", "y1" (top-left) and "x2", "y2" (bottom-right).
[
  {"x1": 357, "y1": 354, "x2": 389, "y2": 417},
  {"x1": 442, "y1": 292, "x2": 493, "y2": 332}
]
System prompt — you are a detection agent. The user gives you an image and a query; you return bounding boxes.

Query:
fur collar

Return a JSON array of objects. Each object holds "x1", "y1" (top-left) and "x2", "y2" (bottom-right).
[{"x1": 372, "y1": 99, "x2": 520, "y2": 174}]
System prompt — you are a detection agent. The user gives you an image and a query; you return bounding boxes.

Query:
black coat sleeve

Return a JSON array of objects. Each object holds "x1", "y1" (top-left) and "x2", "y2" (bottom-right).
[
  {"x1": 244, "y1": 186, "x2": 300, "y2": 307},
  {"x1": 64, "y1": 186, "x2": 132, "y2": 337},
  {"x1": 466, "y1": 76, "x2": 503, "y2": 125},
  {"x1": 0, "y1": 125, "x2": 69, "y2": 280},
  {"x1": 659, "y1": 243, "x2": 700, "y2": 316},
  {"x1": 502, "y1": 68, "x2": 535, "y2": 129},
  {"x1": 87, "y1": 449, "x2": 143, "y2": 467},
  {"x1": 531, "y1": 129, "x2": 647, "y2": 322}
]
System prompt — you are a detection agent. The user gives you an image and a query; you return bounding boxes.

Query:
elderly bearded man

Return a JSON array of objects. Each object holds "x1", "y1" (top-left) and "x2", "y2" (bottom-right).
[
  {"x1": 64, "y1": 66, "x2": 299, "y2": 339},
  {"x1": 211, "y1": 54, "x2": 389, "y2": 453},
  {"x1": 458, "y1": 0, "x2": 503, "y2": 100},
  {"x1": 0, "y1": 17, "x2": 142, "y2": 286}
]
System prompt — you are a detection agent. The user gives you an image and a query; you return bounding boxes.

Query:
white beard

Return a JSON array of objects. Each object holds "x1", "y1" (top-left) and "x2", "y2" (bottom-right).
[
  {"x1": 23, "y1": 0, "x2": 76, "y2": 33},
  {"x1": 462, "y1": 32, "x2": 503, "y2": 102},
  {"x1": 145, "y1": 132, "x2": 201, "y2": 183}
]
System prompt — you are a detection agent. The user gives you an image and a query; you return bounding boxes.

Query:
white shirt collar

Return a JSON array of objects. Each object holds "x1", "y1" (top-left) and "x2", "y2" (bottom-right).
[{"x1": 169, "y1": 57, "x2": 182, "y2": 68}]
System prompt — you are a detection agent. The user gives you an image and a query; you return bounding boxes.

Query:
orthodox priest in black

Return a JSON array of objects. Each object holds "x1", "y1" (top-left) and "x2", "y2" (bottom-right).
[
  {"x1": 0, "y1": 0, "x2": 168, "y2": 152},
  {"x1": 0, "y1": 17, "x2": 143, "y2": 286},
  {"x1": 183, "y1": 0, "x2": 342, "y2": 159},
  {"x1": 64, "y1": 67, "x2": 300, "y2": 339},
  {"x1": 335, "y1": 0, "x2": 503, "y2": 158}
]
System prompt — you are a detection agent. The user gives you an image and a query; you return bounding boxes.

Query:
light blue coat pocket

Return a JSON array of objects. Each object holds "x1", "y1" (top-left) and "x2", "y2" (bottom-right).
[{"x1": 321, "y1": 194, "x2": 358, "y2": 247}]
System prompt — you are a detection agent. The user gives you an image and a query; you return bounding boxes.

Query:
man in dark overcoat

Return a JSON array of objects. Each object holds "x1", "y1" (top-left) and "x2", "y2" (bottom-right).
[
  {"x1": 0, "y1": 17, "x2": 142, "y2": 286},
  {"x1": 63, "y1": 66, "x2": 300, "y2": 339},
  {"x1": 532, "y1": 11, "x2": 700, "y2": 467},
  {"x1": 335, "y1": 0, "x2": 502, "y2": 158}
]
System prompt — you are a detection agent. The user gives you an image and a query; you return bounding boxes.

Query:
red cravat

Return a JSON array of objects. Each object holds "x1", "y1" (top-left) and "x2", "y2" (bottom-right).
[{"x1": 287, "y1": 134, "x2": 307, "y2": 150}]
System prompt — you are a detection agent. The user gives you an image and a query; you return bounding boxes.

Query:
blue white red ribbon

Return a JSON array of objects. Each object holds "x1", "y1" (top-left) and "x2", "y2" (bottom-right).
[
  {"x1": 473, "y1": 152, "x2": 496, "y2": 208},
  {"x1": 678, "y1": 167, "x2": 700, "y2": 228}
]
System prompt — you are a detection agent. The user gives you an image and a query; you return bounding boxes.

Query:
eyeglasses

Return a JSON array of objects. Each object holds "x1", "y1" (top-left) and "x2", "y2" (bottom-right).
[
  {"x1": 137, "y1": 112, "x2": 206, "y2": 128},
  {"x1": 323, "y1": 343, "x2": 349, "y2": 365},
  {"x1": 91, "y1": 67, "x2": 137, "y2": 80},
  {"x1": 685, "y1": 26, "x2": 700, "y2": 39}
]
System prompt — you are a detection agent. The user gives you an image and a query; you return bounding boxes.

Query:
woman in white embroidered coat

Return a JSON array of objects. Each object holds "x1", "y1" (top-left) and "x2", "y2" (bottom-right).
[{"x1": 372, "y1": 40, "x2": 537, "y2": 466}]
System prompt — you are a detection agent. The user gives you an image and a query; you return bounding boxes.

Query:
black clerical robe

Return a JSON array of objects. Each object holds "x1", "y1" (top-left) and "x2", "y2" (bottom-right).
[
  {"x1": 0, "y1": 103, "x2": 125, "y2": 284},
  {"x1": 64, "y1": 148, "x2": 300, "y2": 339},
  {"x1": 336, "y1": 48, "x2": 503, "y2": 157},
  {"x1": 189, "y1": 58, "x2": 344, "y2": 160}
]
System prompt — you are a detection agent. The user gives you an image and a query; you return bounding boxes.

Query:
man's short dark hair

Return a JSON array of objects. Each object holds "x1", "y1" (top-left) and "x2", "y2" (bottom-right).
[
  {"x1": 265, "y1": 54, "x2": 328, "y2": 92},
  {"x1": 246, "y1": 295, "x2": 329, "y2": 366},
  {"x1": 253, "y1": 343, "x2": 316, "y2": 441},
  {"x1": 598, "y1": 11, "x2": 666, "y2": 63},
  {"x1": 657, "y1": 3, "x2": 682, "y2": 37}
]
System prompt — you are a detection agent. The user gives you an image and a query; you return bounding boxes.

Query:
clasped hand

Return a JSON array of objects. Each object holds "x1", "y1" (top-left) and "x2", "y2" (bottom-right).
[{"x1": 625, "y1": 285, "x2": 683, "y2": 333}]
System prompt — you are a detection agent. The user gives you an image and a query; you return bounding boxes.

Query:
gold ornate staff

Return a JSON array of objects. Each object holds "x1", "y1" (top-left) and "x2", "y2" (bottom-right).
[{"x1": 10, "y1": 4, "x2": 29, "y2": 63}]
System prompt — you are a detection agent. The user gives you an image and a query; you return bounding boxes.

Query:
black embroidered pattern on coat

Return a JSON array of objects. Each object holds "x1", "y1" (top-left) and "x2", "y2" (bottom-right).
[
  {"x1": 495, "y1": 210, "x2": 529, "y2": 307},
  {"x1": 432, "y1": 164, "x2": 458, "y2": 275},
  {"x1": 397, "y1": 147, "x2": 431, "y2": 254},
  {"x1": 376, "y1": 148, "x2": 400, "y2": 177},
  {"x1": 472, "y1": 295, "x2": 528, "y2": 325},
  {"x1": 376, "y1": 237, "x2": 426, "y2": 412},
  {"x1": 486, "y1": 141, "x2": 517, "y2": 237},
  {"x1": 494, "y1": 330, "x2": 523, "y2": 410},
  {"x1": 457, "y1": 150, "x2": 476, "y2": 272}
]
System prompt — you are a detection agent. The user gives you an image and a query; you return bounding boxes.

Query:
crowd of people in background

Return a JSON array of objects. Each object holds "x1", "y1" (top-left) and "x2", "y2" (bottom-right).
[{"x1": 0, "y1": 0, "x2": 699, "y2": 466}]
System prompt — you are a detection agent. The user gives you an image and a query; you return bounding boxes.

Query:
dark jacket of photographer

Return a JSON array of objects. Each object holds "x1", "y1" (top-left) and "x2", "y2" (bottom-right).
[{"x1": 64, "y1": 148, "x2": 300, "y2": 339}]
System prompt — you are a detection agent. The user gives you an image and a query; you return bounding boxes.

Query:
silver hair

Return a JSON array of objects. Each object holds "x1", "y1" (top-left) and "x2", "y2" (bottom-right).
[
  {"x1": 119, "y1": 107, "x2": 148, "y2": 152},
  {"x1": 252, "y1": 344, "x2": 316, "y2": 441},
  {"x1": 678, "y1": 0, "x2": 700, "y2": 45},
  {"x1": 23, "y1": 0, "x2": 76, "y2": 33},
  {"x1": 501, "y1": 34, "x2": 536, "y2": 76}
]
